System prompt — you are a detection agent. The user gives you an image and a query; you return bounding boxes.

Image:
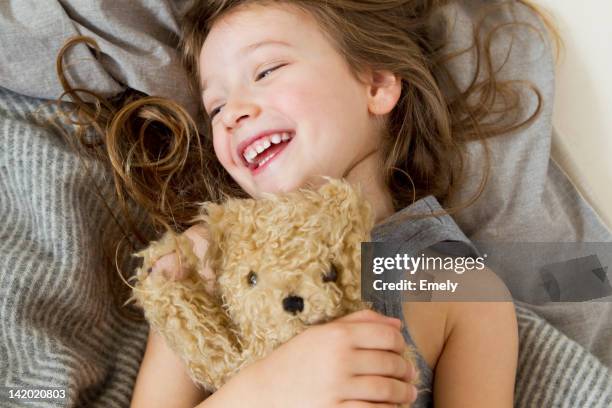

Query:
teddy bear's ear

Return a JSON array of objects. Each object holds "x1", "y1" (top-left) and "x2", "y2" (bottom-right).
[
  {"x1": 316, "y1": 178, "x2": 375, "y2": 237},
  {"x1": 316, "y1": 179, "x2": 373, "y2": 306},
  {"x1": 193, "y1": 197, "x2": 261, "y2": 270}
]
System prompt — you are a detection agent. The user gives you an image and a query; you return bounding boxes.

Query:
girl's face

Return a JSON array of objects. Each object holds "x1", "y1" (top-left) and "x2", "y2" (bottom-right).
[{"x1": 199, "y1": 3, "x2": 398, "y2": 198}]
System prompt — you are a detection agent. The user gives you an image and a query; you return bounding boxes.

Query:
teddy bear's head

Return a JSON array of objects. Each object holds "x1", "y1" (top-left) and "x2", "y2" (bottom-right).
[{"x1": 198, "y1": 179, "x2": 374, "y2": 347}]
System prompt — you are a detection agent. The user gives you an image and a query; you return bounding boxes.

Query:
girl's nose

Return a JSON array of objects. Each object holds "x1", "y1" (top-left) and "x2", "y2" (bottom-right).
[{"x1": 221, "y1": 98, "x2": 261, "y2": 129}]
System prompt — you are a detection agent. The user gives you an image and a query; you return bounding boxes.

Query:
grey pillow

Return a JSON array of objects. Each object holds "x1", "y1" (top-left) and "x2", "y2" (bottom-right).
[{"x1": 0, "y1": 0, "x2": 196, "y2": 117}]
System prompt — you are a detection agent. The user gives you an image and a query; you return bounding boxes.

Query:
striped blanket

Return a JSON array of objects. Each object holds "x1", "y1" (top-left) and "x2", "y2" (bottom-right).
[{"x1": 514, "y1": 305, "x2": 611, "y2": 407}]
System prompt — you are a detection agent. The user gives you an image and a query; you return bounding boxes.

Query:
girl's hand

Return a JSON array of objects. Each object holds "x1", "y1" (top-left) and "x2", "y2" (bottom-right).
[
  {"x1": 213, "y1": 309, "x2": 418, "y2": 408},
  {"x1": 149, "y1": 224, "x2": 211, "y2": 281}
]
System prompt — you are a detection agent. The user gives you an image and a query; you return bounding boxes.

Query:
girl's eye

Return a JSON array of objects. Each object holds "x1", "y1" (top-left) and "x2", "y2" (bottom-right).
[
  {"x1": 209, "y1": 105, "x2": 223, "y2": 119},
  {"x1": 322, "y1": 264, "x2": 338, "y2": 283},
  {"x1": 255, "y1": 63, "x2": 286, "y2": 81},
  {"x1": 247, "y1": 271, "x2": 258, "y2": 287},
  {"x1": 208, "y1": 64, "x2": 287, "y2": 119}
]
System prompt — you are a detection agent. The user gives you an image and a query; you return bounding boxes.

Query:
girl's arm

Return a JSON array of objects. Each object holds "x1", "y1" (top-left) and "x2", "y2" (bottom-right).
[
  {"x1": 431, "y1": 269, "x2": 519, "y2": 407},
  {"x1": 131, "y1": 330, "x2": 258, "y2": 408},
  {"x1": 130, "y1": 329, "x2": 210, "y2": 408},
  {"x1": 433, "y1": 300, "x2": 518, "y2": 407},
  {"x1": 131, "y1": 310, "x2": 418, "y2": 408}
]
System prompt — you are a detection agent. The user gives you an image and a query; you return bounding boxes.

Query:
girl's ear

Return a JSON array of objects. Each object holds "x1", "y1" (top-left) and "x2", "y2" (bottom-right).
[{"x1": 364, "y1": 69, "x2": 402, "y2": 115}]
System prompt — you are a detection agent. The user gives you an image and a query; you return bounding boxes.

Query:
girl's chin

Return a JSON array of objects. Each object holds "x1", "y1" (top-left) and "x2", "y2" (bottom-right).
[
  {"x1": 247, "y1": 175, "x2": 306, "y2": 197},
  {"x1": 253, "y1": 183, "x2": 298, "y2": 197}
]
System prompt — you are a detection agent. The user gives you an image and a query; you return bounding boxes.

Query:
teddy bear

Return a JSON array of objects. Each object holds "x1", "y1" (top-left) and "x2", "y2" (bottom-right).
[{"x1": 130, "y1": 178, "x2": 418, "y2": 404}]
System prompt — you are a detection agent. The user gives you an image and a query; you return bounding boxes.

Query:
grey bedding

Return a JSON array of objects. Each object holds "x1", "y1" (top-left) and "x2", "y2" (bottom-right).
[
  {"x1": 0, "y1": 0, "x2": 195, "y2": 117},
  {"x1": 441, "y1": 1, "x2": 612, "y2": 368},
  {"x1": 1, "y1": 0, "x2": 610, "y2": 406}
]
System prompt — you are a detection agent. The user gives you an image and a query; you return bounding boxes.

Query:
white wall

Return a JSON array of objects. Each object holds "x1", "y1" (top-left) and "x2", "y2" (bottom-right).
[{"x1": 536, "y1": 1, "x2": 612, "y2": 228}]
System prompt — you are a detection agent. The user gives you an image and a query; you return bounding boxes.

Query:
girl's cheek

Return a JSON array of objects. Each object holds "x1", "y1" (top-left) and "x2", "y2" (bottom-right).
[
  {"x1": 212, "y1": 133, "x2": 232, "y2": 168},
  {"x1": 270, "y1": 79, "x2": 318, "y2": 116}
]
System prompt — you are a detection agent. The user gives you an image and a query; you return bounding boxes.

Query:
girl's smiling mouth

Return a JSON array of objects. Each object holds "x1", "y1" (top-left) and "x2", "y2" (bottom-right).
[{"x1": 239, "y1": 131, "x2": 294, "y2": 173}]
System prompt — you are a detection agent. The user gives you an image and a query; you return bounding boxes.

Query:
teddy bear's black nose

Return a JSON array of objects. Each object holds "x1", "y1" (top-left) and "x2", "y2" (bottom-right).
[{"x1": 282, "y1": 295, "x2": 304, "y2": 314}]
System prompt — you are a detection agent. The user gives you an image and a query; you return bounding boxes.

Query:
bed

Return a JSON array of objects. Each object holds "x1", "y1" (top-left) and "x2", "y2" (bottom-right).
[{"x1": 1, "y1": 0, "x2": 610, "y2": 406}]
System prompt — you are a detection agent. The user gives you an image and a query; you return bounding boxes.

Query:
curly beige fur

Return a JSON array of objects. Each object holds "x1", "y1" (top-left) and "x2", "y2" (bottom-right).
[{"x1": 130, "y1": 178, "x2": 418, "y2": 405}]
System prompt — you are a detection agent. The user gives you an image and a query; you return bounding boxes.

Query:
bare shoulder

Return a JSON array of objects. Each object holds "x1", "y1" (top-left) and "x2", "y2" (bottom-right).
[
  {"x1": 402, "y1": 263, "x2": 518, "y2": 407},
  {"x1": 436, "y1": 265, "x2": 516, "y2": 328},
  {"x1": 401, "y1": 265, "x2": 516, "y2": 371},
  {"x1": 401, "y1": 301, "x2": 449, "y2": 370}
]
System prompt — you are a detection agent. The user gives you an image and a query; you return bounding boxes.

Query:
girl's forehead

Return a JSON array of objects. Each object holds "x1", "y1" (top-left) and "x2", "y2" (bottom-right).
[
  {"x1": 199, "y1": 4, "x2": 331, "y2": 92},
  {"x1": 200, "y1": 3, "x2": 317, "y2": 59}
]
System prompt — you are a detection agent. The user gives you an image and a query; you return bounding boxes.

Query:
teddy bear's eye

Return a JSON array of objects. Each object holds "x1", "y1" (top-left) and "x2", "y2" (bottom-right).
[
  {"x1": 247, "y1": 271, "x2": 258, "y2": 287},
  {"x1": 322, "y1": 264, "x2": 338, "y2": 283}
]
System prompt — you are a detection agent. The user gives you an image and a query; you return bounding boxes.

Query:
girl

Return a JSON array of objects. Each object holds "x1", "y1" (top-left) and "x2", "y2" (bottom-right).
[
  {"x1": 54, "y1": 0, "x2": 556, "y2": 407},
  {"x1": 124, "y1": 1, "x2": 526, "y2": 407}
]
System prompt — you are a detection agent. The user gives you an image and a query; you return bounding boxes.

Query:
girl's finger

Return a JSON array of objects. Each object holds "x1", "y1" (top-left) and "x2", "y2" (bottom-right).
[
  {"x1": 345, "y1": 322, "x2": 406, "y2": 354},
  {"x1": 349, "y1": 350, "x2": 414, "y2": 381},
  {"x1": 150, "y1": 252, "x2": 187, "y2": 280},
  {"x1": 183, "y1": 224, "x2": 210, "y2": 261},
  {"x1": 342, "y1": 376, "x2": 417, "y2": 404},
  {"x1": 339, "y1": 402, "x2": 399, "y2": 408},
  {"x1": 336, "y1": 309, "x2": 402, "y2": 330}
]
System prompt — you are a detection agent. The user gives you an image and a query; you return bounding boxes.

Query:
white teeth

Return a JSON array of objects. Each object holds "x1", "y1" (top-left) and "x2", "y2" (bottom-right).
[
  {"x1": 244, "y1": 148, "x2": 258, "y2": 163},
  {"x1": 242, "y1": 132, "x2": 293, "y2": 164},
  {"x1": 258, "y1": 152, "x2": 276, "y2": 167}
]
